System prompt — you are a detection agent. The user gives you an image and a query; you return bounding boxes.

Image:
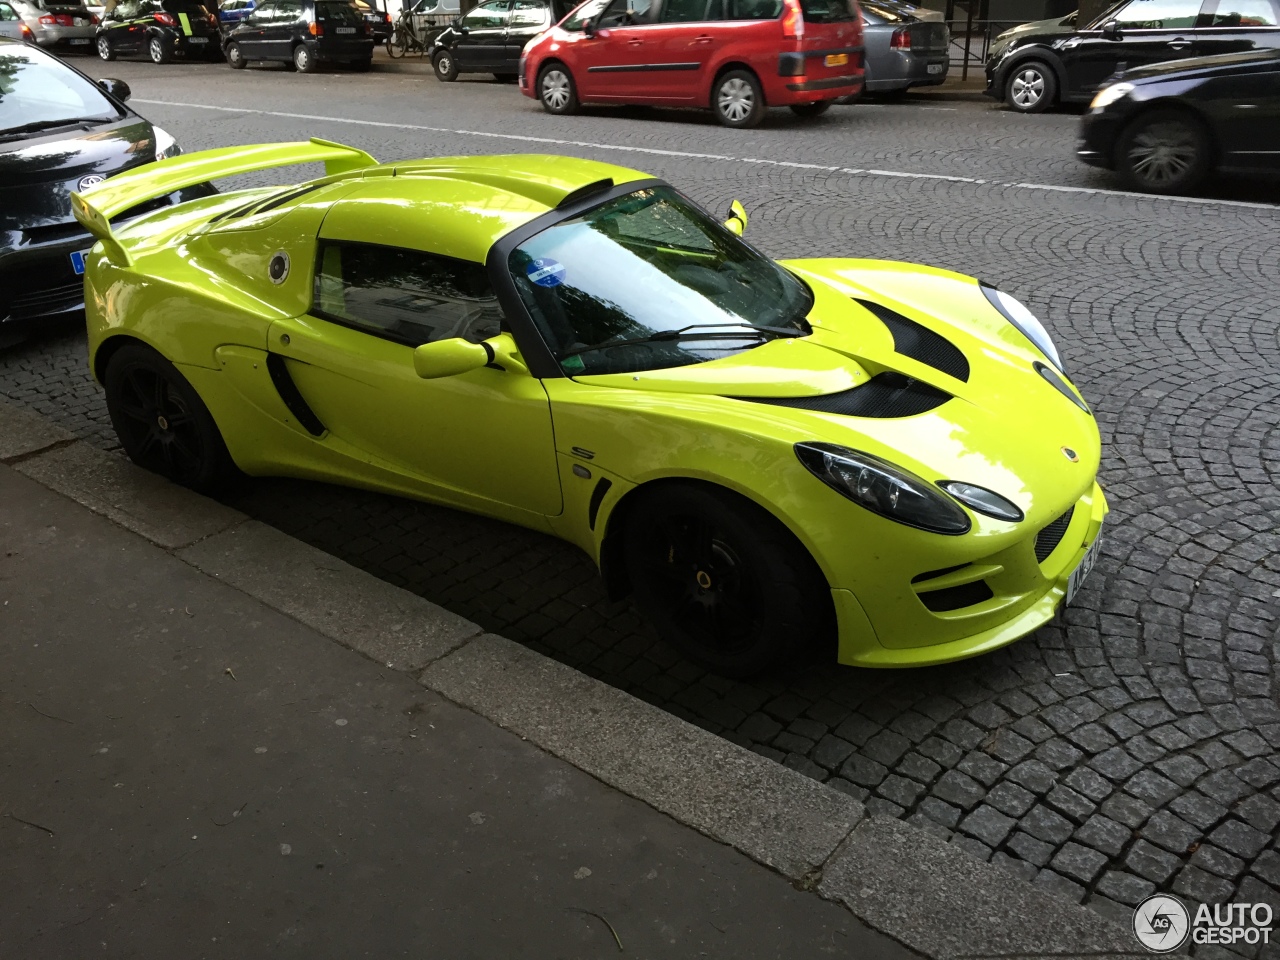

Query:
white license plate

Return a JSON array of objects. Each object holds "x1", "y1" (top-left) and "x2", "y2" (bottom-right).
[
  {"x1": 188, "y1": 35, "x2": 208, "y2": 42},
  {"x1": 927, "y1": 62, "x2": 944, "y2": 74},
  {"x1": 336, "y1": 25, "x2": 355, "y2": 32},
  {"x1": 1065, "y1": 532, "x2": 1102, "y2": 606},
  {"x1": 69, "y1": 37, "x2": 90, "y2": 43},
  {"x1": 70, "y1": 249, "x2": 92, "y2": 275}
]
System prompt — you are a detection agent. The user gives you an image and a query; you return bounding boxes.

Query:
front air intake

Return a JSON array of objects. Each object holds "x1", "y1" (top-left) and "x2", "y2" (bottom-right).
[
  {"x1": 856, "y1": 299, "x2": 970, "y2": 382},
  {"x1": 1035, "y1": 506, "x2": 1075, "y2": 562}
]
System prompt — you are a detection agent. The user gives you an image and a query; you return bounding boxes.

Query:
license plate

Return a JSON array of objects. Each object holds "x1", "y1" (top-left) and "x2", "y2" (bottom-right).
[
  {"x1": 188, "y1": 35, "x2": 207, "y2": 42},
  {"x1": 337, "y1": 25, "x2": 355, "y2": 32},
  {"x1": 69, "y1": 37, "x2": 90, "y2": 43},
  {"x1": 69, "y1": 249, "x2": 91, "y2": 275},
  {"x1": 1065, "y1": 532, "x2": 1102, "y2": 606},
  {"x1": 824, "y1": 53, "x2": 847, "y2": 67},
  {"x1": 927, "y1": 62, "x2": 944, "y2": 74}
]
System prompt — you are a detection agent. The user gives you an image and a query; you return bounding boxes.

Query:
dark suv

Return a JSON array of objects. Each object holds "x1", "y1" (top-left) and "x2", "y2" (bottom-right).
[
  {"x1": 985, "y1": 0, "x2": 1280, "y2": 112},
  {"x1": 430, "y1": 0, "x2": 561, "y2": 82},
  {"x1": 96, "y1": 0, "x2": 222, "y2": 62},
  {"x1": 224, "y1": 0, "x2": 375, "y2": 71}
]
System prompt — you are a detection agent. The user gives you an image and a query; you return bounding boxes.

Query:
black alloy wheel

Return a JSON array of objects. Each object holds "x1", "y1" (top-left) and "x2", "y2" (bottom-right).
[
  {"x1": 1005, "y1": 59, "x2": 1055, "y2": 113},
  {"x1": 1116, "y1": 108, "x2": 1211, "y2": 195},
  {"x1": 789, "y1": 100, "x2": 831, "y2": 118},
  {"x1": 104, "y1": 343, "x2": 238, "y2": 494},
  {"x1": 622, "y1": 484, "x2": 832, "y2": 677},
  {"x1": 433, "y1": 49, "x2": 458, "y2": 81},
  {"x1": 226, "y1": 40, "x2": 246, "y2": 67}
]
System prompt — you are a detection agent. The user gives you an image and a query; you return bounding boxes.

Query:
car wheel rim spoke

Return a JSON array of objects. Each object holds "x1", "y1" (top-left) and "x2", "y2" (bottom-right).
[
  {"x1": 719, "y1": 79, "x2": 752, "y2": 121},
  {"x1": 1012, "y1": 71, "x2": 1042, "y2": 106},
  {"x1": 1129, "y1": 124, "x2": 1196, "y2": 184},
  {"x1": 544, "y1": 72, "x2": 568, "y2": 108}
]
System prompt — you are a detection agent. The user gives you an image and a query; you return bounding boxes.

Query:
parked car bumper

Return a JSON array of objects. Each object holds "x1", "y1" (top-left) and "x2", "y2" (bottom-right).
[
  {"x1": 0, "y1": 231, "x2": 95, "y2": 326},
  {"x1": 1077, "y1": 108, "x2": 1128, "y2": 170},
  {"x1": 310, "y1": 37, "x2": 376, "y2": 61},
  {"x1": 35, "y1": 23, "x2": 96, "y2": 46},
  {"x1": 867, "y1": 49, "x2": 948, "y2": 90}
]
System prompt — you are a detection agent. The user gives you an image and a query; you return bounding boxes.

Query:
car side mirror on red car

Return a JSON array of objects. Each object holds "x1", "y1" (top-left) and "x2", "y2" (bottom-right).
[{"x1": 583, "y1": 19, "x2": 595, "y2": 35}]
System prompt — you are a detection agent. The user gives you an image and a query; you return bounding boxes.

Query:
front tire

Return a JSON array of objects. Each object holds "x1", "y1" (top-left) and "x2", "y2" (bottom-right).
[
  {"x1": 104, "y1": 343, "x2": 238, "y2": 495},
  {"x1": 537, "y1": 63, "x2": 577, "y2": 114},
  {"x1": 1004, "y1": 59, "x2": 1055, "y2": 113},
  {"x1": 148, "y1": 34, "x2": 171, "y2": 63},
  {"x1": 293, "y1": 42, "x2": 314, "y2": 72},
  {"x1": 96, "y1": 35, "x2": 115, "y2": 61},
  {"x1": 713, "y1": 68, "x2": 764, "y2": 128},
  {"x1": 433, "y1": 49, "x2": 458, "y2": 81},
  {"x1": 1115, "y1": 108, "x2": 1211, "y2": 195},
  {"x1": 622, "y1": 484, "x2": 833, "y2": 677},
  {"x1": 225, "y1": 40, "x2": 246, "y2": 68},
  {"x1": 789, "y1": 100, "x2": 831, "y2": 118}
]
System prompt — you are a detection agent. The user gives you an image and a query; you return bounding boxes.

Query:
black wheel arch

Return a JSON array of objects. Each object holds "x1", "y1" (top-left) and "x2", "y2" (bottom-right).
[{"x1": 94, "y1": 333, "x2": 150, "y2": 385}]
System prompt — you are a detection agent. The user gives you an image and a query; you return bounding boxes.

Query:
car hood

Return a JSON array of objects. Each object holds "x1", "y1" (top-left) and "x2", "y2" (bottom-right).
[
  {"x1": 1125, "y1": 47, "x2": 1280, "y2": 82},
  {"x1": 571, "y1": 259, "x2": 1101, "y2": 515},
  {"x1": 992, "y1": 14, "x2": 1074, "y2": 46},
  {"x1": 0, "y1": 115, "x2": 155, "y2": 239}
]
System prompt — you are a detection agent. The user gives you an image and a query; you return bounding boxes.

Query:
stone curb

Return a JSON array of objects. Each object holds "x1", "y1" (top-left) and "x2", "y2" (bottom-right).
[{"x1": 0, "y1": 400, "x2": 1140, "y2": 959}]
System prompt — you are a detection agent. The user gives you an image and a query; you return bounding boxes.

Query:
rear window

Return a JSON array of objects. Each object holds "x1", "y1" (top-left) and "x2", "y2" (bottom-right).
[
  {"x1": 801, "y1": 0, "x2": 855, "y2": 20},
  {"x1": 317, "y1": 0, "x2": 363, "y2": 21},
  {"x1": 723, "y1": 0, "x2": 784, "y2": 18}
]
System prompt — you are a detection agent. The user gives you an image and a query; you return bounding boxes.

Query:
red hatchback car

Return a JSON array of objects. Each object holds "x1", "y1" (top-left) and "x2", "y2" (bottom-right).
[{"x1": 519, "y1": 0, "x2": 864, "y2": 127}]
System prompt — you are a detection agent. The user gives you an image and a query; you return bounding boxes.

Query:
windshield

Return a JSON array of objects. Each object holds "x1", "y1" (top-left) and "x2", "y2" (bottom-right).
[
  {"x1": 560, "y1": 0, "x2": 607, "y2": 28},
  {"x1": 0, "y1": 45, "x2": 122, "y2": 139},
  {"x1": 509, "y1": 187, "x2": 813, "y2": 376}
]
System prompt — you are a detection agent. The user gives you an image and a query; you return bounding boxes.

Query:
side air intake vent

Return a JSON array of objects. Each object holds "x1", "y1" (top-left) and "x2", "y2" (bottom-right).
[
  {"x1": 1034, "y1": 506, "x2": 1075, "y2": 562},
  {"x1": 745, "y1": 372, "x2": 950, "y2": 419},
  {"x1": 918, "y1": 580, "x2": 994, "y2": 612},
  {"x1": 856, "y1": 299, "x2": 970, "y2": 382}
]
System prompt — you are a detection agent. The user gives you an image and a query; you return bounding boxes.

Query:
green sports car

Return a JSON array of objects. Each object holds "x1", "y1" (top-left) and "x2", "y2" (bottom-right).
[{"x1": 72, "y1": 139, "x2": 1107, "y2": 676}]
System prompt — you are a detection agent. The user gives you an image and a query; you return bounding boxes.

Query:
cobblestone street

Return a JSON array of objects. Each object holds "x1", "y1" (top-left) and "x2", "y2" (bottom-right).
[{"x1": 4, "y1": 57, "x2": 1279, "y2": 952}]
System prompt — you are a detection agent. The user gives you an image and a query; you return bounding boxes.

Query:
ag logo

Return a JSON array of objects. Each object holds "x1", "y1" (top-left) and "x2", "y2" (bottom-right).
[
  {"x1": 1134, "y1": 894, "x2": 1190, "y2": 953},
  {"x1": 78, "y1": 174, "x2": 105, "y2": 191}
]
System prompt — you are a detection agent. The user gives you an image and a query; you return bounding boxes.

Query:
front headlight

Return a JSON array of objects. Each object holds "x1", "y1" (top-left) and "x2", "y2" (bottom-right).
[
  {"x1": 795, "y1": 443, "x2": 971, "y2": 535},
  {"x1": 981, "y1": 283, "x2": 1063, "y2": 372},
  {"x1": 1090, "y1": 81, "x2": 1133, "y2": 110},
  {"x1": 152, "y1": 125, "x2": 181, "y2": 161}
]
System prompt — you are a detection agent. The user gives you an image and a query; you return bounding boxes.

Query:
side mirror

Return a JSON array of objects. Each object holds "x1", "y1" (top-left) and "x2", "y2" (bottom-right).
[
  {"x1": 723, "y1": 199, "x2": 748, "y2": 236},
  {"x1": 583, "y1": 18, "x2": 594, "y2": 35},
  {"x1": 97, "y1": 78, "x2": 131, "y2": 101},
  {"x1": 486, "y1": 332, "x2": 528, "y2": 375},
  {"x1": 1100, "y1": 19, "x2": 1121, "y2": 39},
  {"x1": 414, "y1": 338, "x2": 491, "y2": 379}
]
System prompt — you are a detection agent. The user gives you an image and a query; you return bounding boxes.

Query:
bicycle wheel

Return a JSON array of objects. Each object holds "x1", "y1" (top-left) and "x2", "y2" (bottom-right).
[{"x1": 387, "y1": 26, "x2": 408, "y2": 57}]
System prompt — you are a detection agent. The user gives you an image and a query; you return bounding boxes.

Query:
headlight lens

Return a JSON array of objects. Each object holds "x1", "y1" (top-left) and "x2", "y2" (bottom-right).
[
  {"x1": 153, "y1": 125, "x2": 181, "y2": 161},
  {"x1": 981, "y1": 283, "x2": 1063, "y2": 372},
  {"x1": 936, "y1": 481, "x2": 1023, "y2": 522},
  {"x1": 1090, "y1": 81, "x2": 1133, "y2": 110},
  {"x1": 795, "y1": 442, "x2": 971, "y2": 535}
]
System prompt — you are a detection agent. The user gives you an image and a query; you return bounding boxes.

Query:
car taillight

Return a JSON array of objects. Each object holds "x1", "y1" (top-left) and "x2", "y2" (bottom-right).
[
  {"x1": 154, "y1": 11, "x2": 177, "y2": 24},
  {"x1": 890, "y1": 26, "x2": 910, "y2": 49},
  {"x1": 308, "y1": 19, "x2": 323, "y2": 34},
  {"x1": 38, "y1": 14, "x2": 55, "y2": 23},
  {"x1": 90, "y1": 13, "x2": 99, "y2": 22},
  {"x1": 207, "y1": 13, "x2": 216, "y2": 24},
  {"x1": 781, "y1": 0, "x2": 803, "y2": 38},
  {"x1": 363, "y1": 21, "x2": 371, "y2": 32}
]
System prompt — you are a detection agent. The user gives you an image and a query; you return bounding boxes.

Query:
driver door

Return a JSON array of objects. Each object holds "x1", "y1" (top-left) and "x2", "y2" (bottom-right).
[
  {"x1": 453, "y1": 0, "x2": 509, "y2": 69},
  {"x1": 232, "y1": 0, "x2": 273, "y2": 54},
  {"x1": 266, "y1": 238, "x2": 563, "y2": 522},
  {"x1": 1062, "y1": 0, "x2": 1206, "y2": 97}
]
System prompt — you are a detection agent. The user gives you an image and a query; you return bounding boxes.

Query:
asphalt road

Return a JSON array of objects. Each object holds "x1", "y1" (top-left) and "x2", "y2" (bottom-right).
[{"x1": 5, "y1": 50, "x2": 1280, "y2": 953}]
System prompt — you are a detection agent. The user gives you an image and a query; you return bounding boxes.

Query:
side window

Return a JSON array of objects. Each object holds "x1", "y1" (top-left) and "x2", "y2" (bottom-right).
[
  {"x1": 246, "y1": 0, "x2": 273, "y2": 19},
  {"x1": 659, "y1": 0, "x2": 714, "y2": 21},
  {"x1": 0, "y1": 3, "x2": 17, "y2": 19},
  {"x1": 462, "y1": 0, "x2": 508, "y2": 27},
  {"x1": 314, "y1": 242, "x2": 503, "y2": 348},
  {"x1": 599, "y1": 0, "x2": 652, "y2": 24},
  {"x1": 1111, "y1": 0, "x2": 1202, "y2": 28},
  {"x1": 509, "y1": 0, "x2": 548, "y2": 25},
  {"x1": 274, "y1": 0, "x2": 301, "y2": 18},
  {"x1": 560, "y1": 0, "x2": 607, "y2": 28},
  {"x1": 1206, "y1": 0, "x2": 1278, "y2": 24},
  {"x1": 722, "y1": 0, "x2": 780, "y2": 17}
]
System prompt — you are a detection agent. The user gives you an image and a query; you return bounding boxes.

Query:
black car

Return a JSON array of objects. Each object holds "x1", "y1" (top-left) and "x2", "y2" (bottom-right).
[
  {"x1": 223, "y1": 0, "x2": 375, "y2": 71},
  {"x1": 0, "y1": 39, "x2": 195, "y2": 336},
  {"x1": 985, "y1": 0, "x2": 1280, "y2": 113},
  {"x1": 430, "y1": 0, "x2": 559, "y2": 82},
  {"x1": 1078, "y1": 48, "x2": 1280, "y2": 192},
  {"x1": 96, "y1": 0, "x2": 223, "y2": 62}
]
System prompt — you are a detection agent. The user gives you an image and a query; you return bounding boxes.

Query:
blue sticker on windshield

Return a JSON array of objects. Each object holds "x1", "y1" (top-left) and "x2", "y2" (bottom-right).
[{"x1": 527, "y1": 258, "x2": 565, "y2": 287}]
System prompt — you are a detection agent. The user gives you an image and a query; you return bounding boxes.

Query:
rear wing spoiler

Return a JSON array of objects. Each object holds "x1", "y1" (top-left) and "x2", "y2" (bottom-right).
[{"x1": 70, "y1": 138, "x2": 378, "y2": 267}]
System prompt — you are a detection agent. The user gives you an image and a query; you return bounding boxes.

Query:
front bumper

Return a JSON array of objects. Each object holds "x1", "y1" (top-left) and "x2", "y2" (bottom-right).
[
  {"x1": 0, "y1": 230, "x2": 94, "y2": 325},
  {"x1": 1077, "y1": 109, "x2": 1127, "y2": 169},
  {"x1": 834, "y1": 481, "x2": 1110, "y2": 667}
]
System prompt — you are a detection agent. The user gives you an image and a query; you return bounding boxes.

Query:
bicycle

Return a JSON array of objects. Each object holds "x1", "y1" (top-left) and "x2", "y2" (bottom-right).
[{"x1": 387, "y1": 7, "x2": 428, "y2": 57}]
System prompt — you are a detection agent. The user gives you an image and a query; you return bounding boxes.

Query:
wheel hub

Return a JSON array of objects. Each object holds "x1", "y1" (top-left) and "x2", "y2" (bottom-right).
[
  {"x1": 695, "y1": 570, "x2": 712, "y2": 589},
  {"x1": 156, "y1": 414, "x2": 169, "y2": 431}
]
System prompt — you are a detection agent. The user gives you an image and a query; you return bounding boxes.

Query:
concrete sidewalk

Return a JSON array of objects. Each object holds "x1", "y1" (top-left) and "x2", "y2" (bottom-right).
[{"x1": 0, "y1": 463, "x2": 914, "y2": 959}]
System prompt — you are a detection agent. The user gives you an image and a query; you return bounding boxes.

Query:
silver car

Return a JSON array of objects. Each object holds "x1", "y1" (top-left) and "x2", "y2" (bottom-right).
[
  {"x1": 0, "y1": 0, "x2": 32, "y2": 37},
  {"x1": 11, "y1": 0, "x2": 97, "y2": 49},
  {"x1": 854, "y1": 0, "x2": 950, "y2": 98}
]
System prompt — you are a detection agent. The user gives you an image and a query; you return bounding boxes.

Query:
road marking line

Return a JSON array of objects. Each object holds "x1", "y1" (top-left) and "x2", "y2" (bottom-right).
[{"x1": 135, "y1": 99, "x2": 1278, "y2": 211}]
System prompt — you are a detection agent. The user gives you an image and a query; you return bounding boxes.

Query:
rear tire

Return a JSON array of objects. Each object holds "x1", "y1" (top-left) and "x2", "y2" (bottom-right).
[
  {"x1": 293, "y1": 42, "x2": 315, "y2": 72},
  {"x1": 712, "y1": 68, "x2": 764, "y2": 128},
  {"x1": 104, "y1": 343, "x2": 239, "y2": 495},
  {"x1": 789, "y1": 100, "x2": 831, "y2": 118},
  {"x1": 96, "y1": 35, "x2": 115, "y2": 60},
  {"x1": 148, "y1": 34, "x2": 171, "y2": 63},
  {"x1": 1115, "y1": 108, "x2": 1211, "y2": 195},
  {"x1": 386, "y1": 27, "x2": 406, "y2": 57},
  {"x1": 433, "y1": 49, "x2": 458, "y2": 80},
  {"x1": 537, "y1": 62, "x2": 577, "y2": 114},
  {"x1": 621, "y1": 483, "x2": 833, "y2": 677},
  {"x1": 1004, "y1": 59, "x2": 1055, "y2": 113},
  {"x1": 225, "y1": 40, "x2": 246, "y2": 67}
]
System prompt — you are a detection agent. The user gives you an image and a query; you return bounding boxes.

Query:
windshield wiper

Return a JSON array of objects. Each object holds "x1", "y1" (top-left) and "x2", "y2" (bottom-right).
[
  {"x1": 0, "y1": 116, "x2": 115, "y2": 140},
  {"x1": 559, "y1": 322, "x2": 805, "y2": 361}
]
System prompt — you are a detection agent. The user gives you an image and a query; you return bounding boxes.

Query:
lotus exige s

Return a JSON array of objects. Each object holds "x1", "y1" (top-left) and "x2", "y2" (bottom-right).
[{"x1": 72, "y1": 139, "x2": 1107, "y2": 676}]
